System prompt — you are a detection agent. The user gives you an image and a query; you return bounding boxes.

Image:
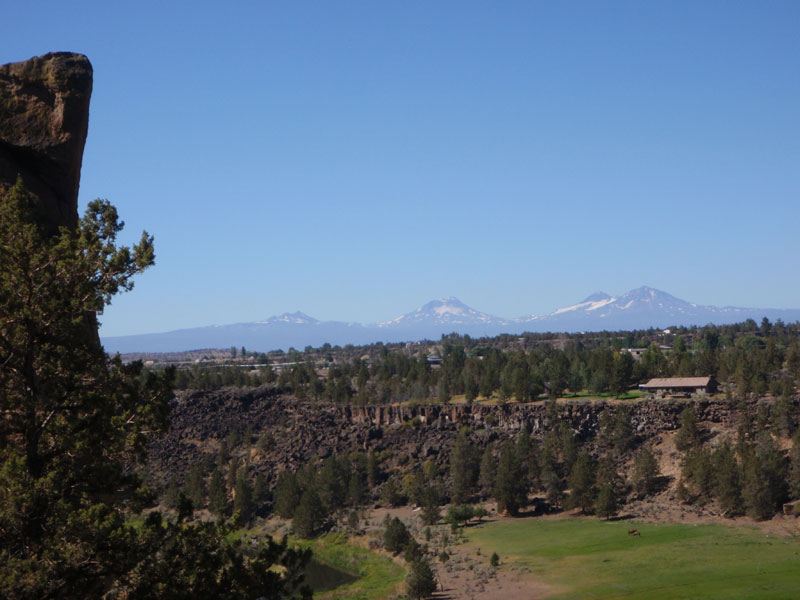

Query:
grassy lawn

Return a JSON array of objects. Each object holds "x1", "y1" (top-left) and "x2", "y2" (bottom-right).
[
  {"x1": 294, "y1": 533, "x2": 405, "y2": 599},
  {"x1": 465, "y1": 518, "x2": 800, "y2": 599}
]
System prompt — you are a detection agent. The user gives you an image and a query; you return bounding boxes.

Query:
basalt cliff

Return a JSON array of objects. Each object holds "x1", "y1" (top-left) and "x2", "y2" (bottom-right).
[{"x1": 148, "y1": 386, "x2": 761, "y2": 489}]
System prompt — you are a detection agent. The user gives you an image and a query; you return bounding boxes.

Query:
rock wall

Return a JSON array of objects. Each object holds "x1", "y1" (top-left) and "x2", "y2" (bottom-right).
[
  {"x1": 0, "y1": 52, "x2": 93, "y2": 232},
  {"x1": 149, "y1": 386, "x2": 751, "y2": 486}
]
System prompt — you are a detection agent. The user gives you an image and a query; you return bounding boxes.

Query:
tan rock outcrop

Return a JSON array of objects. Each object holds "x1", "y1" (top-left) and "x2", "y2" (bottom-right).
[{"x1": 0, "y1": 52, "x2": 93, "y2": 232}]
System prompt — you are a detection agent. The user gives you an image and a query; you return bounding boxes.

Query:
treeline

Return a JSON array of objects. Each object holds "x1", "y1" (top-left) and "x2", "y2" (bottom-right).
[{"x1": 166, "y1": 318, "x2": 800, "y2": 401}]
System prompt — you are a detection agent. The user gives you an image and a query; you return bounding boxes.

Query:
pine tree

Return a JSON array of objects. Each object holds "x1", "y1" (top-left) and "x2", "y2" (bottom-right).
[
  {"x1": 595, "y1": 483, "x2": 618, "y2": 520},
  {"x1": 207, "y1": 468, "x2": 228, "y2": 516},
  {"x1": 0, "y1": 182, "x2": 310, "y2": 597},
  {"x1": 567, "y1": 450, "x2": 596, "y2": 513},
  {"x1": 788, "y1": 434, "x2": 800, "y2": 499},
  {"x1": 711, "y1": 441, "x2": 742, "y2": 516},
  {"x1": 450, "y1": 428, "x2": 479, "y2": 503},
  {"x1": 682, "y1": 447, "x2": 714, "y2": 503},
  {"x1": 594, "y1": 455, "x2": 621, "y2": 520},
  {"x1": 233, "y1": 469, "x2": 255, "y2": 525},
  {"x1": 478, "y1": 447, "x2": 496, "y2": 499},
  {"x1": 742, "y1": 434, "x2": 787, "y2": 520},
  {"x1": 494, "y1": 442, "x2": 527, "y2": 515},
  {"x1": 273, "y1": 470, "x2": 301, "y2": 519},
  {"x1": 611, "y1": 405, "x2": 635, "y2": 454},
  {"x1": 347, "y1": 471, "x2": 367, "y2": 507},
  {"x1": 253, "y1": 472, "x2": 268, "y2": 506},
  {"x1": 631, "y1": 448, "x2": 660, "y2": 497},
  {"x1": 367, "y1": 449, "x2": 381, "y2": 489},
  {"x1": 183, "y1": 462, "x2": 208, "y2": 508},
  {"x1": 293, "y1": 489, "x2": 325, "y2": 539},
  {"x1": 516, "y1": 427, "x2": 540, "y2": 491},
  {"x1": 406, "y1": 557, "x2": 437, "y2": 599},
  {"x1": 420, "y1": 486, "x2": 441, "y2": 526},
  {"x1": 676, "y1": 406, "x2": 700, "y2": 451},
  {"x1": 382, "y1": 516, "x2": 411, "y2": 554}
]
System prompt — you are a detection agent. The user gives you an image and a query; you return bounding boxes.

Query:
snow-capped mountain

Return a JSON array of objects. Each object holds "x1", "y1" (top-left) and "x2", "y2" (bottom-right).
[
  {"x1": 257, "y1": 311, "x2": 319, "y2": 325},
  {"x1": 379, "y1": 297, "x2": 506, "y2": 327},
  {"x1": 101, "y1": 287, "x2": 800, "y2": 353},
  {"x1": 525, "y1": 286, "x2": 800, "y2": 331}
]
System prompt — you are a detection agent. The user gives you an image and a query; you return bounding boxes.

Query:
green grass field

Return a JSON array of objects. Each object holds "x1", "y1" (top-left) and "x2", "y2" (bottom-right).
[
  {"x1": 294, "y1": 533, "x2": 405, "y2": 599},
  {"x1": 465, "y1": 518, "x2": 800, "y2": 599}
]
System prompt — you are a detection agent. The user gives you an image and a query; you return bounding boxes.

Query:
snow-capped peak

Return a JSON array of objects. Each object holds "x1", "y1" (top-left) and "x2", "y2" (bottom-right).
[
  {"x1": 379, "y1": 297, "x2": 504, "y2": 327},
  {"x1": 257, "y1": 311, "x2": 319, "y2": 325},
  {"x1": 552, "y1": 294, "x2": 617, "y2": 315}
]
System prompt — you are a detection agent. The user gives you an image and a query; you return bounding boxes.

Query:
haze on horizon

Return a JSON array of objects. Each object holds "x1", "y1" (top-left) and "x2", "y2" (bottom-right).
[{"x1": 5, "y1": 2, "x2": 799, "y2": 337}]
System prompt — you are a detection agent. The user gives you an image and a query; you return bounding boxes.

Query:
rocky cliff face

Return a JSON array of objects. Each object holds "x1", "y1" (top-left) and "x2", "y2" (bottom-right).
[
  {"x1": 0, "y1": 52, "x2": 93, "y2": 232},
  {"x1": 149, "y1": 387, "x2": 756, "y2": 487}
]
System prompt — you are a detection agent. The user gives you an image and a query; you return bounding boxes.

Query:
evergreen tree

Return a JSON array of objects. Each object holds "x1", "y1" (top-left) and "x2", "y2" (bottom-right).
[
  {"x1": 208, "y1": 468, "x2": 228, "y2": 516},
  {"x1": 253, "y1": 472, "x2": 268, "y2": 506},
  {"x1": 406, "y1": 557, "x2": 437, "y2": 599},
  {"x1": 788, "y1": 433, "x2": 800, "y2": 499},
  {"x1": 382, "y1": 516, "x2": 411, "y2": 554},
  {"x1": 420, "y1": 486, "x2": 441, "y2": 526},
  {"x1": 437, "y1": 375, "x2": 451, "y2": 404},
  {"x1": 450, "y1": 428, "x2": 479, "y2": 503},
  {"x1": 380, "y1": 478, "x2": 403, "y2": 507},
  {"x1": 594, "y1": 455, "x2": 621, "y2": 520},
  {"x1": 631, "y1": 448, "x2": 660, "y2": 497},
  {"x1": 515, "y1": 427, "x2": 540, "y2": 491},
  {"x1": 164, "y1": 478, "x2": 182, "y2": 510},
  {"x1": 610, "y1": 405, "x2": 635, "y2": 454},
  {"x1": 293, "y1": 489, "x2": 325, "y2": 539},
  {"x1": 595, "y1": 483, "x2": 618, "y2": 520},
  {"x1": 682, "y1": 448, "x2": 714, "y2": 503},
  {"x1": 273, "y1": 470, "x2": 301, "y2": 519},
  {"x1": 567, "y1": 450, "x2": 596, "y2": 513},
  {"x1": 367, "y1": 450, "x2": 381, "y2": 489},
  {"x1": 0, "y1": 184, "x2": 310, "y2": 598},
  {"x1": 712, "y1": 442, "x2": 742, "y2": 516},
  {"x1": 183, "y1": 463, "x2": 208, "y2": 508},
  {"x1": 676, "y1": 406, "x2": 700, "y2": 451},
  {"x1": 742, "y1": 434, "x2": 787, "y2": 520},
  {"x1": 233, "y1": 469, "x2": 255, "y2": 525},
  {"x1": 347, "y1": 471, "x2": 367, "y2": 507},
  {"x1": 494, "y1": 442, "x2": 527, "y2": 516},
  {"x1": 317, "y1": 455, "x2": 347, "y2": 512},
  {"x1": 478, "y1": 447, "x2": 496, "y2": 499}
]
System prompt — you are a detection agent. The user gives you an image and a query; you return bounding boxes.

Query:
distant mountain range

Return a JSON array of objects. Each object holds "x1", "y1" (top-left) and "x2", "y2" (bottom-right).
[{"x1": 101, "y1": 287, "x2": 800, "y2": 354}]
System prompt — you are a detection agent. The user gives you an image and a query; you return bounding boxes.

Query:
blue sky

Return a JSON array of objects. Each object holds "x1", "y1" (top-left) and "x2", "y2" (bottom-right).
[{"x1": 5, "y1": 2, "x2": 800, "y2": 336}]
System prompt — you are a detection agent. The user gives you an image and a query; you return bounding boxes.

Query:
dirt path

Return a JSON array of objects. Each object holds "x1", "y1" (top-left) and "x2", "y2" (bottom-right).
[{"x1": 366, "y1": 506, "x2": 553, "y2": 600}]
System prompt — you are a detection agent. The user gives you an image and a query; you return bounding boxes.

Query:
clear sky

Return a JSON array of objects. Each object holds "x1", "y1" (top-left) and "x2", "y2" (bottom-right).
[{"x1": 5, "y1": 1, "x2": 800, "y2": 336}]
